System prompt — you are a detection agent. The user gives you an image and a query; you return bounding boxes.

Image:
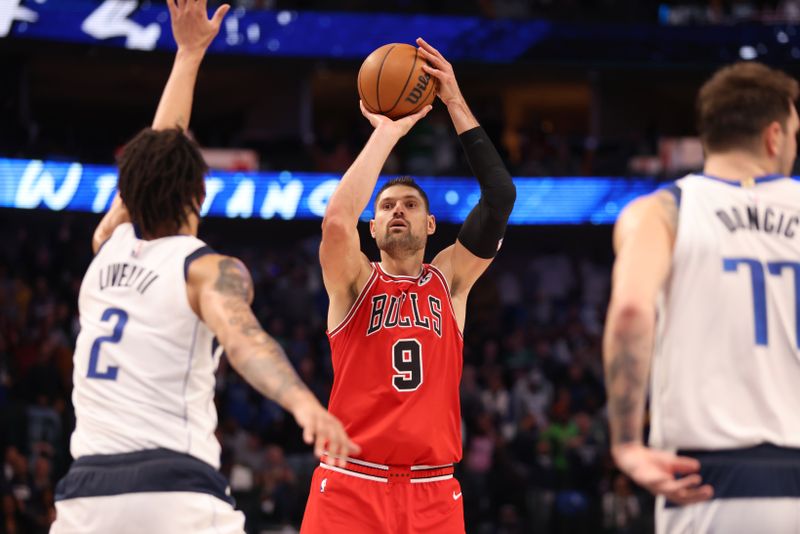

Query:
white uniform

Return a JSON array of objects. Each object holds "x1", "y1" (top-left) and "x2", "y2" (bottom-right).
[
  {"x1": 651, "y1": 174, "x2": 800, "y2": 533},
  {"x1": 51, "y1": 223, "x2": 244, "y2": 534}
]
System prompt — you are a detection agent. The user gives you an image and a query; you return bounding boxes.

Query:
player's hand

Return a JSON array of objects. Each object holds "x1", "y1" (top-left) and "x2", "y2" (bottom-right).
[
  {"x1": 612, "y1": 443, "x2": 713, "y2": 505},
  {"x1": 359, "y1": 100, "x2": 432, "y2": 138},
  {"x1": 292, "y1": 398, "x2": 361, "y2": 468},
  {"x1": 416, "y1": 38, "x2": 463, "y2": 107},
  {"x1": 167, "y1": 0, "x2": 230, "y2": 56}
]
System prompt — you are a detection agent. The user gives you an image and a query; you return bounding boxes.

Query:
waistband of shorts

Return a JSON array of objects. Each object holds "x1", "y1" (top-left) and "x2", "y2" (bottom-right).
[
  {"x1": 320, "y1": 455, "x2": 455, "y2": 484},
  {"x1": 665, "y1": 443, "x2": 800, "y2": 507},
  {"x1": 55, "y1": 448, "x2": 234, "y2": 505}
]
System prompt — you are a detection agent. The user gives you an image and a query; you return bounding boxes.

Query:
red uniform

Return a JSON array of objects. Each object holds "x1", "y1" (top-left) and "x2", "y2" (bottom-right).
[{"x1": 301, "y1": 263, "x2": 465, "y2": 534}]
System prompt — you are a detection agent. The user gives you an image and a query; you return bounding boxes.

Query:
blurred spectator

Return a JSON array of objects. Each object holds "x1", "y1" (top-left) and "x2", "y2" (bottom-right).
[{"x1": 602, "y1": 474, "x2": 642, "y2": 534}]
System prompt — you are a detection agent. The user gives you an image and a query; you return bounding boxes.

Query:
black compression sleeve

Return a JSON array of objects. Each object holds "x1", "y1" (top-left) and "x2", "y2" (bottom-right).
[{"x1": 457, "y1": 126, "x2": 516, "y2": 258}]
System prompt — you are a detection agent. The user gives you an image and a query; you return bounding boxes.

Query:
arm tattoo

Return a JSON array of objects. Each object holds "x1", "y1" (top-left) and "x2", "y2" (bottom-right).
[
  {"x1": 214, "y1": 258, "x2": 254, "y2": 302},
  {"x1": 213, "y1": 258, "x2": 307, "y2": 407},
  {"x1": 605, "y1": 333, "x2": 648, "y2": 446}
]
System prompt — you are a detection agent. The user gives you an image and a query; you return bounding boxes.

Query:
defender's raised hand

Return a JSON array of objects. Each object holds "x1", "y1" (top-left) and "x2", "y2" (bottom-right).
[
  {"x1": 167, "y1": 0, "x2": 230, "y2": 56},
  {"x1": 153, "y1": 0, "x2": 230, "y2": 130}
]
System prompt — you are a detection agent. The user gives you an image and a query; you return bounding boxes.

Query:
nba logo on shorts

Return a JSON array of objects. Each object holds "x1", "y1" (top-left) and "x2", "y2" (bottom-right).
[{"x1": 320, "y1": 478, "x2": 327, "y2": 493}]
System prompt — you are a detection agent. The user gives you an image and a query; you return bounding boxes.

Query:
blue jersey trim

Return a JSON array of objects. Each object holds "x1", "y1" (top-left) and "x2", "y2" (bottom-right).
[
  {"x1": 699, "y1": 173, "x2": 787, "y2": 187},
  {"x1": 665, "y1": 443, "x2": 800, "y2": 507},
  {"x1": 183, "y1": 245, "x2": 216, "y2": 281},
  {"x1": 658, "y1": 182, "x2": 682, "y2": 207},
  {"x1": 54, "y1": 448, "x2": 233, "y2": 505}
]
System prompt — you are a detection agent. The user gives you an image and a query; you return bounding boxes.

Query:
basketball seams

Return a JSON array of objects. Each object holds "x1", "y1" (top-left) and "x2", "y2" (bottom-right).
[
  {"x1": 357, "y1": 64, "x2": 371, "y2": 111},
  {"x1": 384, "y1": 48, "x2": 419, "y2": 115},
  {"x1": 360, "y1": 43, "x2": 438, "y2": 118},
  {"x1": 375, "y1": 44, "x2": 397, "y2": 114}
]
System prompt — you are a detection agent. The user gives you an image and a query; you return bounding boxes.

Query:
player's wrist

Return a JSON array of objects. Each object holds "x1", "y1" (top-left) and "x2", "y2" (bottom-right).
[
  {"x1": 175, "y1": 47, "x2": 206, "y2": 65},
  {"x1": 284, "y1": 388, "x2": 321, "y2": 417},
  {"x1": 372, "y1": 122, "x2": 405, "y2": 142}
]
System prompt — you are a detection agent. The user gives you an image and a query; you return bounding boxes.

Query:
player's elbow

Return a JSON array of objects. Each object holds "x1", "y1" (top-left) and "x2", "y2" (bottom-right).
[
  {"x1": 607, "y1": 299, "x2": 654, "y2": 338},
  {"x1": 482, "y1": 170, "x2": 516, "y2": 217},
  {"x1": 321, "y1": 213, "x2": 354, "y2": 241}
]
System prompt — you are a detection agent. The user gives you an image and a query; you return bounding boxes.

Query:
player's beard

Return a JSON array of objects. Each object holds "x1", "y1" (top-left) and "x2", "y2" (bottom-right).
[{"x1": 377, "y1": 223, "x2": 425, "y2": 257}]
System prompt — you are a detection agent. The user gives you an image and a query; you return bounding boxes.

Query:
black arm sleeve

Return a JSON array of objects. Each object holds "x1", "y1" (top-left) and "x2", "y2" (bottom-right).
[{"x1": 457, "y1": 126, "x2": 516, "y2": 258}]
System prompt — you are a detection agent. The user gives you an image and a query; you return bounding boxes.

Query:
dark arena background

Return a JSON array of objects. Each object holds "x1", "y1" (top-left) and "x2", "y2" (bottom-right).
[{"x1": 1, "y1": 1, "x2": 799, "y2": 533}]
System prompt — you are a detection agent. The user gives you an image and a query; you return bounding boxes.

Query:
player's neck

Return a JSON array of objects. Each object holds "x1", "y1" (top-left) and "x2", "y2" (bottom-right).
[
  {"x1": 703, "y1": 152, "x2": 779, "y2": 182},
  {"x1": 141, "y1": 221, "x2": 197, "y2": 240},
  {"x1": 378, "y1": 252, "x2": 424, "y2": 277}
]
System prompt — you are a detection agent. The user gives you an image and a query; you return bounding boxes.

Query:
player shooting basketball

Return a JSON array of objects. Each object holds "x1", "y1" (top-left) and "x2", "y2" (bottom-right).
[{"x1": 300, "y1": 38, "x2": 516, "y2": 534}]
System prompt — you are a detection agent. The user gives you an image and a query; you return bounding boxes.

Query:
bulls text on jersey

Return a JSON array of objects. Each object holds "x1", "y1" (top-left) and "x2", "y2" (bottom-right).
[{"x1": 367, "y1": 291, "x2": 443, "y2": 337}]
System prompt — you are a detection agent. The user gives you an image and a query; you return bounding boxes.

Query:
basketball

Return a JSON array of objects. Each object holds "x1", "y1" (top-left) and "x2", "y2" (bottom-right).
[{"x1": 358, "y1": 43, "x2": 437, "y2": 120}]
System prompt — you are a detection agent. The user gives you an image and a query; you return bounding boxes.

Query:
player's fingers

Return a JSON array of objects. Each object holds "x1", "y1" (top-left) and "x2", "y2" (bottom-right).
[
  {"x1": 421, "y1": 63, "x2": 447, "y2": 82},
  {"x1": 332, "y1": 433, "x2": 348, "y2": 468},
  {"x1": 417, "y1": 47, "x2": 447, "y2": 70},
  {"x1": 666, "y1": 484, "x2": 714, "y2": 505},
  {"x1": 416, "y1": 37, "x2": 443, "y2": 59},
  {"x1": 359, "y1": 99, "x2": 377, "y2": 120},
  {"x1": 302, "y1": 418, "x2": 315, "y2": 445},
  {"x1": 654, "y1": 473, "x2": 702, "y2": 495},
  {"x1": 668, "y1": 455, "x2": 702, "y2": 474},
  {"x1": 167, "y1": 0, "x2": 177, "y2": 17},
  {"x1": 211, "y1": 4, "x2": 230, "y2": 28},
  {"x1": 314, "y1": 427, "x2": 327, "y2": 459},
  {"x1": 409, "y1": 104, "x2": 433, "y2": 121},
  {"x1": 347, "y1": 439, "x2": 361, "y2": 457}
]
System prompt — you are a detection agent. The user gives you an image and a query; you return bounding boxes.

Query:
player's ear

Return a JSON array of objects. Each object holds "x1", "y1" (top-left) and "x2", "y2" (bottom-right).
[
  {"x1": 370, "y1": 219, "x2": 376, "y2": 238},
  {"x1": 427, "y1": 214, "x2": 436, "y2": 235},
  {"x1": 765, "y1": 120, "x2": 783, "y2": 157}
]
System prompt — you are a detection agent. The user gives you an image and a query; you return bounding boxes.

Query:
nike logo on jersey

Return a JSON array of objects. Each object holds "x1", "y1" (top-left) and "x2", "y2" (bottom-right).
[{"x1": 452, "y1": 491, "x2": 462, "y2": 501}]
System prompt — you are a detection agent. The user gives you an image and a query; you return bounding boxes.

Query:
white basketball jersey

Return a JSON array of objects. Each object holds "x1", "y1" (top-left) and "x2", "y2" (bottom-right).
[
  {"x1": 70, "y1": 223, "x2": 222, "y2": 468},
  {"x1": 650, "y1": 174, "x2": 800, "y2": 451}
]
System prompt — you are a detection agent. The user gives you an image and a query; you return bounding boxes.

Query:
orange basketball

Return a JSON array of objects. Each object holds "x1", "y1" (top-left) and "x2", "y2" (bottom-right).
[{"x1": 358, "y1": 43, "x2": 437, "y2": 120}]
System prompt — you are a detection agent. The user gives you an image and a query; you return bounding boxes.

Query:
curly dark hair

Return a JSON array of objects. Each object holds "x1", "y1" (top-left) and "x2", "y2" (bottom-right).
[
  {"x1": 374, "y1": 176, "x2": 430, "y2": 213},
  {"x1": 697, "y1": 62, "x2": 799, "y2": 153},
  {"x1": 117, "y1": 128, "x2": 207, "y2": 238}
]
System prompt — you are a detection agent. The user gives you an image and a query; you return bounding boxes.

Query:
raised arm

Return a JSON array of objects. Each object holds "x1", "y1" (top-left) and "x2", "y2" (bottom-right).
[
  {"x1": 92, "y1": 0, "x2": 228, "y2": 253},
  {"x1": 152, "y1": 0, "x2": 229, "y2": 131},
  {"x1": 604, "y1": 189, "x2": 712, "y2": 505},
  {"x1": 320, "y1": 101, "x2": 431, "y2": 328},
  {"x1": 187, "y1": 254, "x2": 359, "y2": 465},
  {"x1": 420, "y1": 38, "x2": 515, "y2": 308}
]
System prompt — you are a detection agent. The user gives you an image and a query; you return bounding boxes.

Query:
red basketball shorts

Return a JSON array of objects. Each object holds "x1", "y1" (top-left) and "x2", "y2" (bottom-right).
[{"x1": 300, "y1": 458, "x2": 465, "y2": 534}]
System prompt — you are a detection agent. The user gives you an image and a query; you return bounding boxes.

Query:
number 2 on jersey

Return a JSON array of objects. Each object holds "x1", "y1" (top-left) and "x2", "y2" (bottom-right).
[
  {"x1": 87, "y1": 307, "x2": 128, "y2": 380},
  {"x1": 723, "y1": 258, "x2": 800, "y2": 348},
  {"x1": 392, "y1": 339, "x2": 423, "y2": 391}
]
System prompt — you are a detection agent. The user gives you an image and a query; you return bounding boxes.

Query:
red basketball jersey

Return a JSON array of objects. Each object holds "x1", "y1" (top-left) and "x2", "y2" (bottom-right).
[{"x1": 327, "y1": 262, "x2": 463, "y2": 466}]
